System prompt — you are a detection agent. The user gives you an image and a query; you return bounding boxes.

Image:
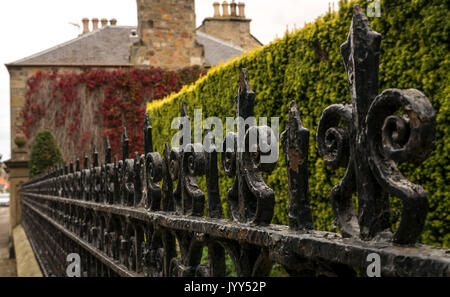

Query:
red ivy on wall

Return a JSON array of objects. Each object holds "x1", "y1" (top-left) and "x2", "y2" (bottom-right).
[{"x1": 19, "y1": 66, "x2": 205, "y2": 159}]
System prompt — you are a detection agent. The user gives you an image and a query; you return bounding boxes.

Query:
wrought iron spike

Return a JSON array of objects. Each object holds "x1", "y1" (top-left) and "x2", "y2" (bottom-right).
[
  {"x1": 180, "y1": 100, "x2": 188, "y2": 118},
  {"x1": 83, "y1": 153, "x2": 88, "y2": 170},
  {"x1": 238, "y1": 68, "x2": 251, "y2": 97},
  {"x1": 281, "y1": 101, "x2": 313, "y2": 231},
  {"x1": 341, "y1": 4, "x2": 389, "y2": 240},
  {"x1": 340, "y1": 4, "x2": 381, "y2": 113},
  {"x1": 76, "y1": 157, "x2": 80, "y2": 172},
  {"x1": 236, "y1": 68, "x2": 256, "y2": 124},
  {"x1": 144, "y1": 113, "x2": 153, "y2": 155},
  {"x1": 144, "y1": 112, "x2": 150, "y2": 127},
  {"x1": 93, "y1": 146, "x2": 99, "y2": 167},
  {"x1": 122, "y1": 127, "x2": 129, "y2": 161},
  {"x1": 204, "y1": 128, "x2": 223, "y2": 219},
  {"x1": 106, "y1": 138, "x2": 112, "y2": 164},
  {"x1": 69, "y1": 159, "x2": 74, "y2": 174},
  {"x1": 179, "y1": 101, "x2": 190, "y2": 149}
]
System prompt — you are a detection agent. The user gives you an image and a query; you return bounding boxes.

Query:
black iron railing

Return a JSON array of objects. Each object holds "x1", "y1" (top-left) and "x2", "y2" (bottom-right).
[{"x1": 20, "y1": 7, "x2": 449, "y2": 277}]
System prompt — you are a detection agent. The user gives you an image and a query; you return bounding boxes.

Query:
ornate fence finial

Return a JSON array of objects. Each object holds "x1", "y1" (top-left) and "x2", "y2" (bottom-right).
[
  {"x1": 122, "y1": 128, "x2": 135, "y2": 206},
  {"x1": 139, "y1": 113, "x2": 163, "y2": 210},
  {"x1": 76, "y1": 157, "x2": 80, "y2": 172},
  {"x1": 122, "y1": 127, "x2": 129, "y2": 161},
  {"x1": 204, "y1": 128, "x2": 223, "y2": 219},
  {"x1": 162, "y1": 142, "x2": 175, "y2": 212},
  {"x1": 106, "y1": 138, "x2": 112, "y2": 164},
  {"x1": 144, "y1": 112, "x2": 153, "y2": 155},
  {"x1": 113, "y1": 155, "x2": 120, "y2": 204},
  {"x1": 83, "y1": 153, "x2": 89, "y2": 170},
  {"x1": 317, "y1": 5, "x2": 436, "y2": 244},
  {"x1": 82, "y1": 152, "x2": 90, "y2": 201},
  {"x1": 221, "y1": 69, "x2": 276, "y2": 225},
  {"x1": 236, "y1": 69, "x2": 255, "y2": 127},
  {"x1": 92, "y1": 146, "x2": 101, "y2": 202},
  {"x1": 179, "y1": 100, "x2": 190, "y2": 150},
  {"x1": 93, "y1": 146, "x2": 99, "y2": 167},
  {"x1": 281, "y1": 101, "x2": 313, "y2": 231},
  {"x1": 69, "y1": 159, "x2": 74, "y2": 174},
  {"x1": 171, "y1": 101, "x2": 206, "y2": 216}
]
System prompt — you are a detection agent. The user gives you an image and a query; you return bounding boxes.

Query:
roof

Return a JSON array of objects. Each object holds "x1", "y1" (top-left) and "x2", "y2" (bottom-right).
[
  {"x1": 195, "y1": 31, "x2": 243, "y2": 66},
  {"x1": 8, "y1": 26, "x2": 244, "y2": 68},
  {"x1": 9, "y1": 26, "x2": 136, "y2": 66}
]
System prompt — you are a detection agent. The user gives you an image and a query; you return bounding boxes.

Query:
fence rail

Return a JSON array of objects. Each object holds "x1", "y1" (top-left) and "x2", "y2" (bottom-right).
[{"x1": 20, "y1": 6, "x2": 449, "y2": 277}]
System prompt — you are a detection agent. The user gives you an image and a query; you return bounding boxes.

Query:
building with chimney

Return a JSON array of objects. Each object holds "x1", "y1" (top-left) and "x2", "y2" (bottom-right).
[
  {"x1": 197, "y1": 1, "x2": 261, "y2": 51},
  {"x1": 4, "y1": 1, "x2": 261, "y2": 236}
]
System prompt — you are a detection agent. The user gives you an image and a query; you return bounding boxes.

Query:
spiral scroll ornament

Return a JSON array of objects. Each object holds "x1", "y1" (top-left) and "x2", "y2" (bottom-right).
[
  {"x1": 367, "y1": 89, "x2": 436, "y2": 244},
  {"x1": 317, "y1": 6, "x2": 436, "y2": 244}
]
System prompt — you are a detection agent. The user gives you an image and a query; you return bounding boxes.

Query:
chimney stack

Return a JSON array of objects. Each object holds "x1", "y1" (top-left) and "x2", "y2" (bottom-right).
[
  {"x1": 82, "y1": 18, "x2": 90, "y2": 34},
  {"x1": 222, "y1": 1, "x2": 230, "y2": 17},
  {"x1": 101, "y1": 18, "x2": 108, "y2": 28},
  {"x1": 230, "y1": 1, "x2": 237, "y2": 17},
  {"x1": 238, "y1": 2, "x2": 246, "y2": 18},
  {"x1": 110, "y1": 18, "x2": 117, "y2": 26},
  {"x1": 213, "y1": 2, "x2": 221, "y2": 18},
  {"x1": 92, "y1": 18, "x2": 99, "y2": 30}
]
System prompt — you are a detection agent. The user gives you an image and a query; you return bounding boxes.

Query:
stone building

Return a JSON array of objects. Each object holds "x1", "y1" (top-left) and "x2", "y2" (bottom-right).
[
  {"x1": 5, "y1": 1, "x2": 261, "y2": 238},
  {"x1": 197, "y1": 1, "x2": 262, "y2": 51}
]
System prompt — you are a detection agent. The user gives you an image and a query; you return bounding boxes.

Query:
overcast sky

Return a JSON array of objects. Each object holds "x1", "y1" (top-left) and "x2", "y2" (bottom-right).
[{"x1": 0, "y1": 0, "x2": 339, "y2": 161}]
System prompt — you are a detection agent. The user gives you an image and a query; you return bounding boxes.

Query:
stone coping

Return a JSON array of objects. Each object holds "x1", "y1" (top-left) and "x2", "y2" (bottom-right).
[{"x1": 12, "y1": 225, "x2": 42, "y2": 277}]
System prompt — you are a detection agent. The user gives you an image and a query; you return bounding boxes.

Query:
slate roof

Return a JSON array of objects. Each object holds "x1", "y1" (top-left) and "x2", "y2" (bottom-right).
[
  {"x1": 9, "y1": 26, "x2": 136, "y2": 66},
  {"x1": 9, "y1": 26, "x2": 244, "y2": 67},
  {"x1": 195, "y1": 31, "x2": 243, "y2": 66}
]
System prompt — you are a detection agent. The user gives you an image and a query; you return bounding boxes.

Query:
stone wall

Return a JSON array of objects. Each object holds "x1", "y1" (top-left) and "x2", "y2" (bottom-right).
[
  {"x1": 130, "y1": 0, "x2": 204, "y2": 69},
  {"x1": 7, "y1": 65, "x2": 129, "y2": 163}
]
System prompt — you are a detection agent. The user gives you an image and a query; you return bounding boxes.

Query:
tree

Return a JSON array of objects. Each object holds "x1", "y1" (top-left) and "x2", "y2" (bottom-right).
[{"x1": 29, "y1": 130, "x2": 64, "y2": 178}]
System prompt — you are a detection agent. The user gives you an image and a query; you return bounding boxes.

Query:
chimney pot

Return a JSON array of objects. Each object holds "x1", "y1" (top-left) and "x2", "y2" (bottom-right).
[
  {"x1": 92, "y1": 18, "x2": 99, "y2": 31},
  {"x1": 230, "y1": 1, "x2": 237, "y2": 17},
  {"x1": 82, "y1": 18, "x2": 90, "y2": 34},
  {"x1": 101, "y1": 18, "x2": 108, "y2": 28},
  {"x1": 110, "y1": 18, "x2": 117, "y2": 26},
  {"x1": 222, "y1": 1, "x2": 230, "y2": 17},
  {"x1": 238, "y1": 2, "x2": 246, "y2": 18},
  {"x1": 213, "y1": 2, "x2": 221, "y2": 18}
]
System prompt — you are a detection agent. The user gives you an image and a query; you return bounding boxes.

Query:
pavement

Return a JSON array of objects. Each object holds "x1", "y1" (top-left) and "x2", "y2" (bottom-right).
[{"x1": 0, "y1": 207, "x2": 17, "y2": 277}]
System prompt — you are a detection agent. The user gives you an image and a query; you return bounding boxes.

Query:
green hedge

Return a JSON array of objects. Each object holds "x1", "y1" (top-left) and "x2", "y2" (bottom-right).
[
  {"x1": 147, "y1": 0, "x2": 449, "y2": 247},
  {"x1": 29, "y1": 130, "x2": 64, "y2": 178}
]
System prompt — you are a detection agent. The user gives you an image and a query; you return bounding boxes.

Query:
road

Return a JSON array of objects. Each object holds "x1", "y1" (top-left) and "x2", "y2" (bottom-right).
[{"x1": 0, "y1": 207, "x2": 16, "y2": 277}]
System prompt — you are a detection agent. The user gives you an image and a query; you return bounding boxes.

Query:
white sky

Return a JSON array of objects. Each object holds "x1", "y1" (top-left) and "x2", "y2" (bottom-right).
[{"x1": 0, "y1": 0, "x2": 339, "y2": 161}]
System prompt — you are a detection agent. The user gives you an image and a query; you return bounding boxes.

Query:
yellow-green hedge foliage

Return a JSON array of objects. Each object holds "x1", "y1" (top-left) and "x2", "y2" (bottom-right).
[{"x1": 147, "y1": 0, "x2": 449, "y2": 247}]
